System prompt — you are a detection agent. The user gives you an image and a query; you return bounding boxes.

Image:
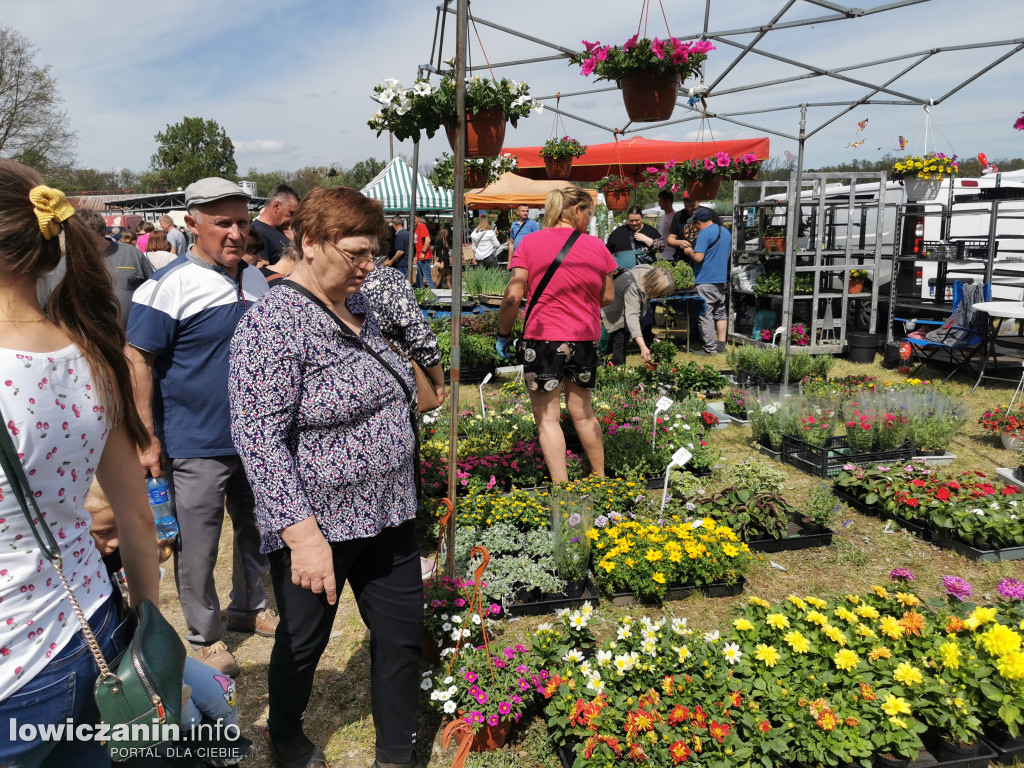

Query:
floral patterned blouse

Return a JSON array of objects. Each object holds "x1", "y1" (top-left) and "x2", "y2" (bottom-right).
[
  {"x1": 0, "y1": 346, "x2": 112, "y2": 701},
  {"x1": 360, "y1": 266, "x2": 441, "y2": 368},
  {"x1": 228, "y1": 285, "x2": 418, "y2": 554}
]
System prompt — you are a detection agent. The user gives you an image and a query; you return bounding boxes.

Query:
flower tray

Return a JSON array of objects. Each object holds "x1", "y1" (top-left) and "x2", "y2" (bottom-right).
[
  {"x1": 832, "y1": 488, "x2": 933, "y2": 542},
  {"x1": 754, "y1": 440, "x2": 782, "y2": 461},
  {"x1": 746, "y1": 512, "x2": 834, "y2": 553},
  {"x1": 781, "y1": 434, "x2": 914, "y2": 479},
  {"x1": 606, "y1": 577, "x2": 745, "y2": 607},
  {"x1": 505, "y1": 574, "x2": 600, "y2": 617},
  {"x1": 911, "y1": 734, "x2": 997, "y2": 768},
  {"x1": 444, "y1": 366, "x2": 495, "y2": 385},
  {"x1": 982, "y1": 725, "x2": 1024, "y2": 763},
  {"x1": 557, "y1": 741, "x2": 578, "y2": 768},
  {"x1": 911, "y1": 451, "x2": 957, "y2": 466},
  {"x1": 833, "y1": 489, "x2": 1024, "y2": 562}
]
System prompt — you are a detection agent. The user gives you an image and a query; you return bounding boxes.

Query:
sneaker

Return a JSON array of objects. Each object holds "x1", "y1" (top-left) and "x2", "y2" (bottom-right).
[
  {"x1": 716, "y1": 341, "x2": 727, "y2": 354},
  {"x1": 692, "y1": 349, "x2": 718, "y2": 357},
  {"x1": 194, "y1": 641, "x2": 240, "y2": 677},
  {"x1": 227, "y1": 608, "x2": 279, "y2": 637}
]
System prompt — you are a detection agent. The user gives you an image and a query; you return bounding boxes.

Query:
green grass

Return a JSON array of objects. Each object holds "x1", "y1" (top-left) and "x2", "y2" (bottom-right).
[{"x1": 177, "y1": 345, "x2": 1024, "y2": 767}]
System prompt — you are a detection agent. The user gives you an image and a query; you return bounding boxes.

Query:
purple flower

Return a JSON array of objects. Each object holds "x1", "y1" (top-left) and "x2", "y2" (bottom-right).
[
  {"x1": 518, "y1": 678, "x2": 530, "y2": 691},
  {"x1": 567, "y1": 513, "x2": 582, "y2": 527},
  {"x1": 942, "y1": 575, "x2": 973, "y2": 601},
  {"x1": 998, "y1": 578, "x2": 1024, "y2": 601},
  {"x1": 890, "y1": 568, "x2": 915, "y2": 583},
  {"x1": 595, "y1": 515, "x2": 609, "y2": 528},
  {"x1": 467, "y1": 710, "x2": 484, "y2": 724},
  {"x1": 487, "y1": 714, "x2": 500, "y2": 727},
  {"x1": 475, "y1": 691, "x2": 489, "y2": 705},
  {"x1": 464, "y1": 671, "x2": 478, "y2": 683},
  {"x1": 498, "y1": 701, "x2": 512, "y2": 715},
  {"x1": 468, "y1": 685, "x2": 481, "y2": 697}
]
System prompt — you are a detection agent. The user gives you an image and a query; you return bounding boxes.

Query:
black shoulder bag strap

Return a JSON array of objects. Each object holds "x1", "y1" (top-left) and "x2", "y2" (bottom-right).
[
  {"x1": 521, "y1": 230, "x2": 582, "y2": 334},
  {"x1": 283, "y1": 282, "x2": 422, "y2": 499}
]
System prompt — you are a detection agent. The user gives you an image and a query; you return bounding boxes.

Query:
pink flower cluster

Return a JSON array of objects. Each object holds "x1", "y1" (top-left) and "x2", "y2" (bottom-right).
[
  {"x1": 578, "y1": 36, "x2": 715, "y2": 77},
  {"x1": 1015, "y1": 112, "x2": 1024, "y2": 131}
]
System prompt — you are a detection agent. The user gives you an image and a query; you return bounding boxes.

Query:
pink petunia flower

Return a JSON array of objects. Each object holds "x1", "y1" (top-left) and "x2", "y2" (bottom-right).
[
  {"x1": 623, "y1": 34, "x2": 639, "y2": 52},
  {"x1": 581, "y1": 57, "x2": 597, "y2": 77},
  {"x1": 651, "y1": 37, "x2": 666, "y2": 59}
]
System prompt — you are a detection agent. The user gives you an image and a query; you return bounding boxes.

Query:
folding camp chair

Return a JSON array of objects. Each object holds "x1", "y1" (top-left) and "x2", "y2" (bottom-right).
[{"x1": 896, "y1": 280, "x2": 991, "y2": 381}]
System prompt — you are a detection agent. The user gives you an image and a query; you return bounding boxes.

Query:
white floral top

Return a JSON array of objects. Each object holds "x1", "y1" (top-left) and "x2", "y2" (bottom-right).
[{"x1": 0, "y1": 345, "x2": 112, "y2": 702}]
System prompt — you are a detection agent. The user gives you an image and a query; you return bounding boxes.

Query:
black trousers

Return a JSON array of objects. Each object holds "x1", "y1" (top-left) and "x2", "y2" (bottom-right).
[{"x1": 267, "y1": 521, "x2": 423, "y2": 764}]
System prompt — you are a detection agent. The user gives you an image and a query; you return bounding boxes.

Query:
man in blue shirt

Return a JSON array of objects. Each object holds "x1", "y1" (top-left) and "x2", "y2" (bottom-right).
[
  {"x1": 508, "y1": 203, "x2": 540, "y2": 255},
  {"x1": 678, "y1": 206, "x2": 731, "y2": 355},
  {"x1": 125, "y1": 177, "x2": 275, "y2": 677},
  {"x1": 386, "y1": 216, "x2": 410, "y2": 280}
]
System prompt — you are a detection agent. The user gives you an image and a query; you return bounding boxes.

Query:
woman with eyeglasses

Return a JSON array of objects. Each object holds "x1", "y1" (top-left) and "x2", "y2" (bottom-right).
[{"x1": 228, "y1": 186, "x2": 422, "y2": 768}]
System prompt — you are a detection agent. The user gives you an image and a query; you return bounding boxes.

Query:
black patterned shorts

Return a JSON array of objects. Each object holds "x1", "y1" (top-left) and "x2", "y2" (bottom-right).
[{"x1": 520, "y1": 339, "x2": 599, "y2": 391}]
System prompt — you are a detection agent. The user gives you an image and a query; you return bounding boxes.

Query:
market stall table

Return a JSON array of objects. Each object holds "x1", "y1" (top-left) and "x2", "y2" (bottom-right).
[{"x1": 971, "y1": 300, "x2": 1024, "y2": 392}]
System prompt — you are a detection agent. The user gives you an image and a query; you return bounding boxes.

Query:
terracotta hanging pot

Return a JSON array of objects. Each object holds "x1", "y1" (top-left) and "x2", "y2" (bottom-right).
[
  {"x1": 849, "y1": 278, "x2": 865, "y2": 294},
  {"x1": 543, "y1": 156, "x2": 573, "y2": 180},
  {"x1": 445, "y1": 108, "x2": 506, "y2": 159},
  {"x1": 619, "y1": 70, "x2": 679, "y2": 122},
  {"x1": 685, "y1": 177, "x2": 723, "y2": 201},
  {"x1": 737, "y1": 167, "x2": 760, "y2": 181},
  {"x1": 465, "y1": 166, "x2": 488, "y2": 188},
  {"x1": 604, "y1": 190, "x2": 631, "y2": 211}
]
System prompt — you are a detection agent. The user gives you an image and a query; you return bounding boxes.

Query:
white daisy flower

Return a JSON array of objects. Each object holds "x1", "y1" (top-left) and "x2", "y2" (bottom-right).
[{"x1": 723, "y1": 642, "x2": 743, "y2": 664}]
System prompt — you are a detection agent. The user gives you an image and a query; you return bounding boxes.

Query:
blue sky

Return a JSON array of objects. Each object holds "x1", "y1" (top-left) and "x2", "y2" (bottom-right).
[{"x1": 5, "y1": 0, "x2": 1023, "y2": 178}]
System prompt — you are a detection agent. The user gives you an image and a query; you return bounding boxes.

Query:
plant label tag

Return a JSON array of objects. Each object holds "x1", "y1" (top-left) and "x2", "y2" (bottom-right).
[
  {"x1": 770, "y1": 561, "x2": 787, "y2": 571},
  {"x1": 656, "y1": 396, "x2": 673, "y2": 412},
  {"x1": 691, "y1": 519, "x2": 703, "y2": 529},
  {"x1": 671, "y1": 447, "x2": 692, "y2": 467}
]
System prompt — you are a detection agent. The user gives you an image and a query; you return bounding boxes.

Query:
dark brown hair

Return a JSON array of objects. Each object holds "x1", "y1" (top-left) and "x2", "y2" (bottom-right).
[
  {"x1": 291, "y1": 186, "x2": 388, "y2": 258},
  {"x1": 0, "y1": 159, "x2": 148, "y2": 448}
]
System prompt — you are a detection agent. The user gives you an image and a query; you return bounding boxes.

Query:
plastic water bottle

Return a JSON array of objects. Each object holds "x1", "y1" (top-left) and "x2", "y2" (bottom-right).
[{"x1": 147, "y1": 476, "x2": 179, "y2": 544}]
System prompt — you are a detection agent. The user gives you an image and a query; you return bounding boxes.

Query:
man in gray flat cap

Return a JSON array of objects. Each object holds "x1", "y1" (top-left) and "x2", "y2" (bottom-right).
[{"x1": 125, "y1": 178, "x2": 276, "y2": 677}]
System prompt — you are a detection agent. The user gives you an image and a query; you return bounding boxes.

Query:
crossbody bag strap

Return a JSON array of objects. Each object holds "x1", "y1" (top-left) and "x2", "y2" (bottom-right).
[
  {"x1": 522, "y1": 230, "x2": 581, "y2": 332},
  {"x1": 283, "y1": 282, "x2": 422, "y2": 498},
  {"x1": 0, "y1": 405, "x2": 116, "y2": 681}
]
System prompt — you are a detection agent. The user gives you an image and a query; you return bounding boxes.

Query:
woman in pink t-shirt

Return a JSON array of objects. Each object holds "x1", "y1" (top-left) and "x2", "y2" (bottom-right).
[{"x1": 496, "y1": 186, "x2": 616, "y2": 482}]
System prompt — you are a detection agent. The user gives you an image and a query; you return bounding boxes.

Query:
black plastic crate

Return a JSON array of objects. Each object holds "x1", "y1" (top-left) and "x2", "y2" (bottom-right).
[
  {"x1": 919, "y1": 239, "x2": 991, "y2": 261},
  {"x1": 782, "y1": 434, "x2": 914, "y2": 478}
]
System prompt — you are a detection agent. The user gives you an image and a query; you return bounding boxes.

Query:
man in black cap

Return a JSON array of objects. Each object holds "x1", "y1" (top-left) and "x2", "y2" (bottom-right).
[
  {"x1": 678, "y1": 206, "x2": 731, "y2": 355},
  {"x1": 125, "y1": 177, "x2": 275, "y2": 676}
]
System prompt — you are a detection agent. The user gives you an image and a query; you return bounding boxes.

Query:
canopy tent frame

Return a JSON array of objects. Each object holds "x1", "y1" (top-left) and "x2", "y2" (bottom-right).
[{"x1": 410, "y1": 0, "x2": 1024, "y2": 569}]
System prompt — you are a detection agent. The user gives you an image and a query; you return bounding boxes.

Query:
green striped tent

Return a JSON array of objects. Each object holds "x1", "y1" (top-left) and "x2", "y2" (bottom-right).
[{"x1": 360, "y1": 157, "x2": 453, "y2": 212}]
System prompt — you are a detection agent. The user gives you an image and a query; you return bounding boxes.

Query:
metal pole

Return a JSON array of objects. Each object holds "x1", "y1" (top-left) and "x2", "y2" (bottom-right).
[
  {"x1": 408, "y1": 141, "x2": 420, "y2": 285},
  {"x1": 445, "y1": 0, "x2": 468, "y2": 575},
  {"x1": 782, "y1": 104, "x2": 807, "y2": 387}
]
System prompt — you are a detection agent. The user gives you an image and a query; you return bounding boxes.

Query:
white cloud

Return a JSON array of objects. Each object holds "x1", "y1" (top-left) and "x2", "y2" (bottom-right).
[{"x1": 234, "y1": 140, "x2": 286, "y2": 154}]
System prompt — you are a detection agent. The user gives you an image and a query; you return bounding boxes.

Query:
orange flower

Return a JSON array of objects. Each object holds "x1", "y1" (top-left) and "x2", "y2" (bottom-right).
[
  {"x1": 808, "y1": 698, "x2": 830, "y2": 719},
  {"x1": 759, "y1": 720, "x2": 771, "y2": 733},
  {"x1": 584, "y1": 734, "x2": 623, "y2": 759},
  {"x1": 729, "y1": 691, "x2": 742, "y2": 708},
  {"x1": 817, "y1": 711, "x2": 839, "y2": 731},
  {"x1": 691, "y1": 705, "x2": 708, "y2": 728},
  {"x1": 947, "y1": 616, "x2": 966, "y2": 633},
  {"x1": 709, "y1": 721, "x2": 732, "y2": 743},
  {"x1": 899, "y1": 610, "x2": 926, "y2": 636},
  {"x1": 628, "y1": 743, "x2": 648, "y2": 763},
  {"x1": 669, "y1": 705, "x2": 690, "y2": 725},
  {"x1": 846, "y1": 717, "x2": 861, "y2": 727},
  {"x1": 662, "y1": 675, "x2": 675, "y2": 696},
  {"x1": 860, "y1": 683, "x2": 877, "y2": 701},
  {"x1": 625, "y1": 708, "x2": 655, "y2": 737}
]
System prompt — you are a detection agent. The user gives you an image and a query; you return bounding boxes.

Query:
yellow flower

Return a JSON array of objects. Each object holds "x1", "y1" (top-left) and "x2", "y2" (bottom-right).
[
  {"x1": 939, "y1": 641, "x2": 961, "y2": 670},
  {"x1": 879, "y1": 616, "x2": 905, "y2": 640},
  {"x1": 652, "y1": 572, "x2": 666, "y2": 584},
  {"x1": 871, "y1": 585, "x2": 890, "y2": 599},
  {"x1": 834, "y1": 607, "x2": 858, "y2": 624},
  {"x1": 754, "y1": 644, "x2": 780, "y2": 667},
  {"x1": 881, "y1": 695, "x2": 912, "y2": 717},
  {"x1": 833, "y1": 649, "x2": 860, "y2": 672},
  {"x1": 645, "y1": 548, "x2": 664, "y2": 563},
  {"x1": 767, "y1": 613, "x2": 791, "y2": 630},
  {"x1": 855, "y1": 605, "x2": 880, "y2": 620},
  {"x1": 733, "y1": 618, "x2": 755, "y2": 632},
  {"x1": 822, "y1": 625, "x2": 848, "y2": 647},
  {"x1": 895, "y1": 592, "x2": 921, "y2": 607},
  {"x1": 978, "y1": 624, "x2": 1023, "y2": 657},
  {"x1": 856, "y1": 624, "x2": 877, "y2": 640},
  {"x1": 997, "y1": 652, "x2": 1024, "y2": 681},
  {"x1": 846, "y1": 594, "x2": 861, "y2": 605},
  {"x1": 964, "y1": 616, "x2": 982, "y2": 631},
  {"x1": 722, "y1": 543, "x2": 739, "y2": 557},
  {"x1": 888, "y1": 716, "x2": 909, "y2": 729},
  {"x1": 785, "y1": 631, "x2": 811, "y2": 654},
  {"x1": 868, "y1": 647, "x2": 893, "y2": 661},
  {"x1": 804, "y1": 611, "x2": 829, "y2": 626},
  {"x1": 749, "y1": 596, "x2": 771, "y2": 609},
  {"x1": 970, "y1": 606, "x2": 998, "y2": 627},
  {"x1": 787, "y1": 596, "x2": 808, "y2": 611},
  {"x1": 893, "y1": 662, "x2": 924, "y2": 686},
  {"x1": 806, "y1": 597, "x2": 827, "y2": 609},
  {"x1": 599, "y1": 560, "x2": 616, "y2": 573}
]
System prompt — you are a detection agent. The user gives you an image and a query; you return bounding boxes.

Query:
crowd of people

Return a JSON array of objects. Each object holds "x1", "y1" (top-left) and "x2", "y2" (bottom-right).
[{"x1": 0, "y1": 159, "x2": 729, "y2": 768}]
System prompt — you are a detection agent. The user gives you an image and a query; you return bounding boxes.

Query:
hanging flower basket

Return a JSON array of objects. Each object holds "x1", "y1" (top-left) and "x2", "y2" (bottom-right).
[
  {"x1": 686, "y1": 177, "x2": 722, "y2": 201},
  {"x1": 605, "y1": 190, "x2": 631, "y2": 211},
  {"x1": 903, "y1": 177, "x2": 941, "y2": 202},
  {"x1": 446, "y1": 108, "x2": 507, "y2": 159},
  {"x1": 454, "y1": 715, "x2": 513, "y2": 752},
  {"x1": 465, "y1": 166, "x2": 488, "y2": 188},
  {"x1": 620, "y1": 70, "x2": 680, "y2": 122},
  {"x1": 543, "y1": 156, "x2": 574, "y2": 179}
]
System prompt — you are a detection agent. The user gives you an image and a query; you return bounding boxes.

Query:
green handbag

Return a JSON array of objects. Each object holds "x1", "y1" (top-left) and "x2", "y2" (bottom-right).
[{"x1": 0, "y1": 409, "x2": 186, "y2": 755}]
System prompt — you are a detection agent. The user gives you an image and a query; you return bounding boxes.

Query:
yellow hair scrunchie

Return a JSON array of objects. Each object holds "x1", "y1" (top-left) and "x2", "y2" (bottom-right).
[{"x1": 28, "y1": 185, "x2": 76, "y2": 240}]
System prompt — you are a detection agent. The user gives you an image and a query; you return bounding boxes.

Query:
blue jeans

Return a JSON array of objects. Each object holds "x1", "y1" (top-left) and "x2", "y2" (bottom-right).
[
  {"x1": 416, "y1": 261, "x2": 435, "y2": 289},
  {"x1": 0, "y1": 595, "x2": 133, "y2": 768}
]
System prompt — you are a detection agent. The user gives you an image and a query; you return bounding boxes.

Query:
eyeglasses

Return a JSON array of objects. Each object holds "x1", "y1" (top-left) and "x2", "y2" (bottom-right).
[{"x1": 325, "y1": 240, "x2": 376, "y2": 267}]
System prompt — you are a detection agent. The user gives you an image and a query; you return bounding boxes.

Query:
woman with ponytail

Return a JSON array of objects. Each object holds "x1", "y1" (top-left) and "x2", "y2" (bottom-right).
[
  {"x1": 0, "y1": 159, "x2": 160, "y2": 767},
  {"x1": 495, "y1": 186, "x2": 616, "y2": 482}
]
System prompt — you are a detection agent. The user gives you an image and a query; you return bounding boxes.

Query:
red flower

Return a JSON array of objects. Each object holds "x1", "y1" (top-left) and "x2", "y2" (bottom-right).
[
  {"x1": 935, "y1": 487, "x2": 951, "y2": 501},
  {"x1": 1002, "y1": 485, "x2": 1019, "y2": 495},
  {"x1": 905, "y1": 497, "x2": 920, "y2": 508},
  {"x1": 759, "y1": 720, "x2": 771, "y2": 733},
  {"x1": 911, "y1": 478, "x2": 926, "y2": 488},
  {"x1": 669, "y1": 741, "x2": 691, "y2": 765}
]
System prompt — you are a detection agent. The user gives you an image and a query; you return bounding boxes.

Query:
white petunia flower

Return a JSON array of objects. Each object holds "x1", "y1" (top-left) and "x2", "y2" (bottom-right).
[
  {"x1": 421, "y1": 678, "x2": 433, "y2": 690},
  {"x1": 443, "y1": 700, "x2": 457, "y2": 714},
  {"x1": 395, "y1": 97, "x2": 412, "y2": 116}
]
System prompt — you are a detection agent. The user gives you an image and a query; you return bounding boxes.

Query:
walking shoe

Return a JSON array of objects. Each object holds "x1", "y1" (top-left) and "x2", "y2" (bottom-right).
[
  {"x1": 194, "y1": 641, "x2": 240, "y2": 677},
  {"x1": 264, "y1": 729, "x2": 329, "y2": 768},
  {"x1": 716, "y1": 341, "x2": 727, "y2": 354},
  {"x1": 227, "y1": 608, "x2": 279, "y2": 637},
  {"x1": 692, "y1": 349, "x2": 717, "y2": 357}
]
